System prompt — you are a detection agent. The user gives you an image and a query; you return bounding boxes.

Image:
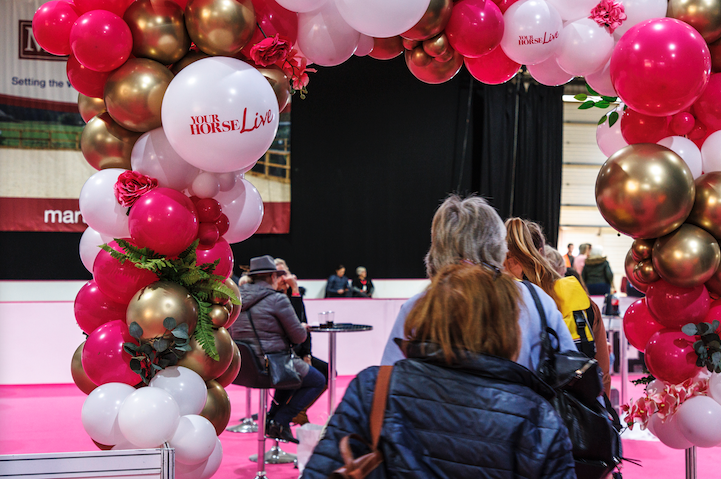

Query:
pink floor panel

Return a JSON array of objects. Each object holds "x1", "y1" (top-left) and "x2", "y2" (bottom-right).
[{"x1": 2, "y1": 375, "x2": 721, "y2": 479}]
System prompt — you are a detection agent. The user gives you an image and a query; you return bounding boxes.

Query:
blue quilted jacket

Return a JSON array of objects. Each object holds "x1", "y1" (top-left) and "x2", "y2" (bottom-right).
[{"x1": 302, "y1": 344, "x2": 576, "y2": 479}]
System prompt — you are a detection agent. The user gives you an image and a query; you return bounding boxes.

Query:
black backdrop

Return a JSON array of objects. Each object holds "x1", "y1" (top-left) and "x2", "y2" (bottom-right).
[{"x1": 0, "y1": 56, "x2": 564, "y2": 280}]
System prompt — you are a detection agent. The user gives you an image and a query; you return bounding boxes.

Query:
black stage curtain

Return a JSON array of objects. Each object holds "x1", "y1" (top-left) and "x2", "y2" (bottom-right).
[{"x1": 1, "y1": 58, "x2": 563, "y2": 280}]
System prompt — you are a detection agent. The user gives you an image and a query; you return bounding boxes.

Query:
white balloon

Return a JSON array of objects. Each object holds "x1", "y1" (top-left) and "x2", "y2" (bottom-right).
[
  {"x1": 297, "y1": 1, "x2": 360, "y2": 67},
  {"x1": 169, "y1": 415, "x2": 218, "y2": 465},
  {"x1": 613, "y1": 0, "x2": 668, "y2": 39},
  {"x1": 545, "y1": 0, "x2": 598, "y2": 21},
  {"x1": 709, "y1": 373, "x2": 721, "y2": 404},
  {"x1": 131, "y1": 128, "x2": 200, "y2": 192},
  {"x1": 701, "y1": 131, "x2": 721, "y2": 173},
  {"x1": 596, "y1": 104, "x2": 628, "y2": 157},
  {"x1": 276, "y1": 0, "x2": 327, "y2": 12},
  {"x1": 645, "y1": 379, "x2": 666, "y2": 397},
  {"x1": 161, "y1": 57, "x2": 279, "y2": 173},
  {"x1": 676, "y1": 396, "x2": 721, "y2": 447},
  {"x1": 192, "y1": 172, "x2": 221, "y2": 199},
  {"x1": 585, "y1": 59, "x2": 617, "y2": 97},
  {"x1": 149, "y1": 366, "x2": 207, "y2": 416},
  {"x1": 79, "y1": 168, "x2": 131, "y2": 238},
  {"x1": 648, "y1": 413, "x2": 694, "y2": 449},
  {"x1": 216, "y1": 178, "x2": 264, "y2": 244},
  {"x1": 527, "y1": 55, "x2": 574, "y2": 86},
  {"x1": 111, "y1": 438, "x2": 146, "y2": 450},
  {"x1": 334, "y1": 0, "x2": 430, "y2": 38},
  {"x1": 81, "y1": 383, "x2": 136, "y2": 446},
  {"x1": 217, "y1": 172, "x2": 237, "y2": 192},
  {"x1": 117, "y1": 387, "x2": 180, "y2": 448},
  {"x1": 555, "y1": 18, "x2": 614, "y2": 77},
  {"x1": 176, "y1": 437, "x2": 223, "y2": 479},
  {"x1": 355, "y1": 34, "x2": 375, "y2": 57},
  {"x1": 500, "y1": 0, "x2": 563, "y2": 66},
  {"x1": 79, "y1": 227, "x2": 112, "y2": 273},
  {"x1": 658, "y1": 136, "x2": 703, "y2": 179}
]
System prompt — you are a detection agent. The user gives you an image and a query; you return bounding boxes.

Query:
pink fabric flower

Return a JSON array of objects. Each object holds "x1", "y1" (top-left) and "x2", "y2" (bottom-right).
[
  {"x1": 250, "y1": 35, "x2": 292, "y2": 67},
  {"x1": 622, "y1": 377, "x2": 710, "y2": 429},
  {"x1": 589, "y1": 0, "x2": 627, "y2": 34},
  {"x1": 114, "y1": 170, "x2": 158, "y2": 208},
  {"x1": 281, "y1": 47, "x2": 317, "y2": 92}
]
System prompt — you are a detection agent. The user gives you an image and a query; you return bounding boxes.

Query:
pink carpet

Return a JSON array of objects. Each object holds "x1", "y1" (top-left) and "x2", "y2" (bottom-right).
[{"x1": 1, "y1": 375, "x2": 720, "y2": 478}]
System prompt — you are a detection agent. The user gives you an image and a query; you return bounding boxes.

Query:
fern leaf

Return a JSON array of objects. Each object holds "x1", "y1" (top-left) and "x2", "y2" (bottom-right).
[{"x1": 193, "y1": 300, "x2": 219, "y2": 361}]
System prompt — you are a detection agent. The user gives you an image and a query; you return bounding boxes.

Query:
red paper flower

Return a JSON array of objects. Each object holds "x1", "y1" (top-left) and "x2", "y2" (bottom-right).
[
  {"x1": 250, "y1": 34, "x2": 292, "y2": 67},
  {"x1": 114, "y1": 170, "x2": 158, "y2": 208},
  {"x1": 589, "y1": 0, "x2": 627, "y2": 34}
]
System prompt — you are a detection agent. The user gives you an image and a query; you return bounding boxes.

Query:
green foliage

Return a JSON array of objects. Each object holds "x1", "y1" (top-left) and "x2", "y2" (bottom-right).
[
  {"x1": 193, "y1": 299, "x2": 219, "y2": 361},
  {"x1": 683, "y1": 321, "x2": 721, "y2": 373},
  {"x1": 576, "y1": 83, "x2": 619, "y2": 125},
  {"x1": 631, "y1": 374, "x2": 656, "y2": 387},
  {"x1": 123, "y1": 320, "x2": 190, "y2": 384}
]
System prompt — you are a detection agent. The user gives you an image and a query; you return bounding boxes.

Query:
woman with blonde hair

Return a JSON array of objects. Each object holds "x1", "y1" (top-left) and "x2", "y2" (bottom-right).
[{"x1": 303, "y1": 263, "x2": 576, "y2": 478}]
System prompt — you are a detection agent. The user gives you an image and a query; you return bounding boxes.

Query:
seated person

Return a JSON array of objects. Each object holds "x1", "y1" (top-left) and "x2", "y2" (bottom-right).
[
  {"x1": 325, "y1": 264, "x2": 350, "y2": 298},
  {"x1": 351, "y1": 266, "x2": 374, "y2": 297}
]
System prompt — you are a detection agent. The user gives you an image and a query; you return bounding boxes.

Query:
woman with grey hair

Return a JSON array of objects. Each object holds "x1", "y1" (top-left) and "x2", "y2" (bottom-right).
[{"x1": 381, "y1": 195, "x2": 575, "y2": 370}]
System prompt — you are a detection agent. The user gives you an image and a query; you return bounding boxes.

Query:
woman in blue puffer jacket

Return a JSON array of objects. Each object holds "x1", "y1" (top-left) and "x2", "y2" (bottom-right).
[{"x1": 302, "y1": 263, "x2": 576, "y2": 479}]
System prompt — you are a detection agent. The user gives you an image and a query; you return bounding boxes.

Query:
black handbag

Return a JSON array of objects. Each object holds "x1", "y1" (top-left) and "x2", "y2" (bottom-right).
[
  {"x1": 523, "y1": 281, "x2": 622, "y2": 479},
  {"x1": 247, "y1": 310, "x2": 303, "y2": 390}
]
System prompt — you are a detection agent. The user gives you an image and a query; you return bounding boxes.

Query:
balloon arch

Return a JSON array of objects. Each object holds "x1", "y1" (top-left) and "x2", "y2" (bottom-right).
[{"x1": 31, "y1": 0, "x2": 721, "y2": 473}]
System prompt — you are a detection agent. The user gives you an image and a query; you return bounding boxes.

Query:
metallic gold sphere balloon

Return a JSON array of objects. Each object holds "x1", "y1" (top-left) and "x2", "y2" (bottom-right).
[
  {"x1": 595, "y1": 143, "x2": 696, "y2": 239},
  {"x1": 201, "y1": 379, "x2": 231, "y2": 435},
  {"x1": 402, "y1": 38, "x2": 420, "y2": 50},
  {"x1": 185, "y1": 0, "x2": 255, "y2": 56},
  {"x1": 170, "y1": 50, "x2": 210, "y2": 74},
  {"x1": 177, "y1": 326, "x2": 234, "y2": 381},
  {"x1": 405, "y1": 48, "x2": 463, "y2": 84},
  {"x1": 369, "y1": 36, "x2": 404, "y2": 60},
  {"x1": 435, "y1": 48, "x2": 454, "y2": 63},
  {"x1": 634, "y1": 260, "x2": 660, "y2": 284},
  {"x1": 687, "y1": 172, "x2": 721, "y2": 241},
  {"x1": 215, "y1": 341, "x2": 240, "y2": 388},
  {"x1": 423, "y1": 33, "x2": 449, "y2": 57},
  {"x1": 78, "y1": 94, "x2": 106, "y2": 123},
  {"x1": 126, "y1": 281, "x2": 198, "y2": 340},
  {"x1": 223, "y1": 278, "x2": 241, "y2": 329},
  {"x1": 625, "y1": 248, "x2": 649, "y2": 292},
  {"x1": 208, "y1": 304, "x2": 230, "y2": 328},
  {"x1": 653, "y1": 224, "x2": 721, "y2": 287},
  {"x1": 408, "y1": 46, "x2": 432, "y2": 67},
  {"x1": 71, "y1": 342, "x2": 97, "y2": 395},
  {"x1": 124, "y1": 0, "x2": 191, "y2": 65},
  {"x1": 631, "y1": 239, "x2": 654, "y2": 262},
  {"x1": 104, "y1": 58, "x2": 174, "y2": 133},
  {"x1": 257, "y1": 65, "x2": 291, "y2": 113},
  {"x1": 667, "y1": 0, "x2": 721, "y2": 43},
  {"x1": 81, "y1": 112, "x2": 141, "y2": 170},
  {"x1": 401, "y1": 0, "x2": 452, "y2": 41}
]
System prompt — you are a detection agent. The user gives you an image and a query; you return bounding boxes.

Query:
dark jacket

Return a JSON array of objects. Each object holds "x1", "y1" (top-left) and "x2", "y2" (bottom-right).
[
  {"x1": 231, "y1": 279, "x2": 309, "y2": 377},
  {"x1": 352, "y1": 277, "x2": 375, "y2": 297},
  {"x1": 302, "y1": 343, "x2": 576, "y2": 479},
  {"x1": 582, "y1": 256, "x2": 613, "y2": 286}
]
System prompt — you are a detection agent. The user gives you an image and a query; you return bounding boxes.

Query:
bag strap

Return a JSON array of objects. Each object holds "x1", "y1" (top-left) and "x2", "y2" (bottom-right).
[
  {"x1": 521, "y1": 280, "x2": 552, "y2": 360},
  {"x1": 370, "y1": 365, "x2": 393, "y2": 449},
  {"x1": 246, "y1": 310, "x2": 268, "y2": 359}
]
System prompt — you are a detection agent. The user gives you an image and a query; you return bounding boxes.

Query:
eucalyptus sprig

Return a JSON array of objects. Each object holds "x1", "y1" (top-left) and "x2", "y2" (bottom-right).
[
  {"x1": 124, "y1": 317, "x2": 192, "y2": 384},
  {"x1": 631, "y1": 374, "x2": 656, "y2": 387},
  {"x1": 574, "y1": 83, "x2": 622, "y2": 126},
  {"x1": 682, "y1": 320, "x2": 721, "y2": 373}
]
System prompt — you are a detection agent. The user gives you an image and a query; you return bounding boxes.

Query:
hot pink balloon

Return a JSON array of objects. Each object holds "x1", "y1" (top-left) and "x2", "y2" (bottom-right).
[
  {"x1": 445, "y1": 0, "x2": 504, "y2": 58},
  {"x1": 620, "y1": 108, "x2": 670, "y2": 144},
  {"x1": 645, "y1": 328, "x2": 701, "y2": 384},
  {"x1": 74, "y1": 0, "x2": 134, "y2": 16},
  {"x1": 671, "y1": 112, "x2": 696, "y2": 136},
  {"x1": 66, "y1": 54, "x2": 111, "y2": 98},
  {"x1": 610, "y1": 17, "x2": 712, "y2": 117},
  {"x1": 239, "y1": 0, "x2": 297, "y2": 58},
  {"x1": 82, "y1": 320, "x2": 141, "y2": 386},
  {"x1": 196, "y1": 238, "x2": 234, "y2": 278},
  {"x1": 128, "y1": 188, "x2": 199, "y2": 256},
  {"x1": 622, "y1": 298, "x2": 663, "y2": 352},
  {"x1": 493, "y1": 0, "x2": 520, "y2": 14},
  {"x1": 646, "y1": 280, "x2": 711, "y2": 329},
  {"x1": 74, "y1": 280, "x2": 127, "y2": 334},
  {"x1": 464, "y1": 46, "x2": 520, "y2": 85},
  {"x1": 704, "y1": 298, "x2": 721, "y2": 330},
  {"x1": 32, "y1": 0, "x2": 80, "y2": 56},
  {"x1": 69, "y1": 10, "x2": 132, "y2": 72},
  {"x1": 93, "y1": 239, "x2": 159, "y2": 304},
  {"x1": 692, "y1": 74, "x2": 721, "y2": 132}
]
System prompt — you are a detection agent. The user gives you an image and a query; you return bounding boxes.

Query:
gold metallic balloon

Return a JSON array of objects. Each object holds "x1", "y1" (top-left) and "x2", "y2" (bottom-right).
[
  {"x1": 81, "y1": 112, "x2": 140, "y2": 170},
  {"x1": 595, "y1": 143, "x2": 695, "y2": 239},
  {"x1": 104, "y1": 58, "x2": 174, "y2": 133},
  {"x1": 402, "y1": 38, "x2": 420, "y2": 50},
  {"x1": 177, "y1": 326, "x2": 234, "y2": 381},
  {"x1": 126, "y1": 281, "x2": 198, "y2": 340},
  {"x1": 625, "y1": 248, "x2": 649, "y2": 292},
  {"x1": 223, "y1": 278, "x2": 241, "y2": 329},
  {"x1": 369, "y1": 36, "x2": 404, "y2": 60},
  {"x1": 185, "y1": 0, "x2": 255, "y2": 56},
  {"x1": 631, "y1": 239, "x2": 654, "y2": 262},
  {"x1": 405, "y1": 48, "x2": 464, "y2": 84},
  {"x1": 124, "y1": 0, "x2": 191, "y2": 65},
  {"x1": 78, "y1": 94, "x2": 106, "y2": 123},
  {"x1": 653, "y1": 224, "x2": 721, "y2": 287},
  {"x1": 170, "y1": 50, "x2": 210, "y2": 74},
  {"x1": 208, "y1": 304, "x2": 230, "y2": 328},
  {"x1": 634, "y1": 260, "x2": 660, "y2": 284},
  {"x1": 257, "y1": 65, "x2": 291, "y2": 113},
  {"x1": 710, "y1": 37, "x2": 721, "y2": 73},
  {"x1": 435, "y1": 48, "x2": 454, "y2": 63},
  {"x1": 408, "y1": 46, "x2": 432, "y2": 67},
  {"x1": 687, "y1": 172, "x2": 721, "y2": 241},
  {"x1": 667, "y1": 0, "x2": 721, "y2": 43},
  {"x1": 201, "y1": 380, "x2": 231, "y2": 435},
  {"x1": 215, "y1": 341, "x2": 240, "y2": 388},
  {"x1": 423, "y1": 33, "x2": 449, "y2": 57},
  {"x1": 71, "y1": 342, "x2": 97, "y2": 395},
  {"x1": 401, "y1": 0, "x2": 452, "y2": 41}
]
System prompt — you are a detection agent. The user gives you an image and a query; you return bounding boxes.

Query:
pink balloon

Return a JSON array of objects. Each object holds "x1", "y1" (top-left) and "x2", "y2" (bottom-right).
[
  {"x1": 82, "y1": 320, "x2": 142, "y2": 386},
  {"x1": 526, "y1": 55, "x2": 573, "y2": 86},
  {"x1": 620, "y1": 108, "x2": 670, "y2": 144},
  {"x1": 648, "y1": 414, "x2": 694, "y2": 449},
  {"x1": 216, "y1": 178, "x2": 264, "y2": 244},
  {"x1": 645, "y1": 328, "x2": 701, "y2": 384},
  {"x1": 596, "y1": 104, "x2": 628, "y2": 157},
  {"x1": 646, "y1": 280, "x2": 711, "y2": 328},
  {"x1": 66, "y1": 54, "x2": 111, "y2": 98},
  {"x1": 622, "y1": 298, "x2": 663, "y2": 352},
  {"x1": 445, "y1": 0, "x2": 504, "y2": 58},
  {"x1": 610, "y1": 17, "x2": 712, "y2": 117},
  {"x1": 69, "y1": 10, "x2": 132, "y2": 72},
  {"x1": 676, "y1": 396, "x2": 721, "y2": 447},
  {"x1": 74, "y1": 280, "x2": 127, "y2": 334},
  {"x1": 197, "y1": 223, "x2": 220, "y2": 249},
  {"x1": 93, "y1": 239, "x2": 159, "y2": 304},
  {"x1": 671, "y1": 112, "x2": 696, "y2": 136},
  {"x1": 239, "y1": 0, "x2": 298, "y2": 58},
  {"x1": 692, "y1": 73, "x2": 721, "y2": 132},
  {"x1": 32, "y1": 0, "x2": 80, "y2": 56},
  {"x1": 585, "y1": 59, "x2": 616, "y2": 97},
  {"x1": 464, "y1": 46, "x2": 521, "y2": 85},
  {"x1": 493, "y1": 0, "x2": 520, "y2": 14},
  {"x1": 74, "y1": 0, "x2": 134, "y2": 15},
  {"x1": 196, "y1": 238, "x2": 234, "y2": 278},
  {"x1": 128, "y1": 188, "x2": 199, "y2": 256}
]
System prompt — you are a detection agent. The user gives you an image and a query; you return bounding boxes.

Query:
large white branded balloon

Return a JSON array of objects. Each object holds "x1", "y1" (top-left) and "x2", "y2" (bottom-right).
[
  {"x1": 500, "y1": 0, "x2": 563, "y2": 66},
  {"x1": 161, "y1": 57, "x2": 279, "y2": 173}
]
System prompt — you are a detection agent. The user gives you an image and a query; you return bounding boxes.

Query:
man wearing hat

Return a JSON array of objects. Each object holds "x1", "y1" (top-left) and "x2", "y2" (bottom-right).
[{"x1": 231, "y1": 255, "x2": 326, "y2": 444}]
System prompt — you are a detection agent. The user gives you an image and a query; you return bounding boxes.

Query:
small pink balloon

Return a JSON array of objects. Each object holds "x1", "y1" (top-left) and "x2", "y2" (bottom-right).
[
  {"x1": 704, "y1": 298, "x2": 721, "y2": 331},
  {"x1": 620, "y1": 108, "x2": 670, "y2": 144},
  {"x1": 74, "y1": 280, "x2": 127, "y2": 334},
  {"x1": 66, "y1": 54, "x2": 111, "y2": 98},
  {"x1": 93, "y1": 239, "x2": 159, "y2": 304},
  {"x1": 74, "y1": 0, "x2": 134, "y2": 16},
  {"x1": 69, "y1": 10, "x2": 132, "y2": 72},
  {"x1": 196, "y1": 238, "x2": 234, "y2": 278},
  {"x1": 646, "y1": 280, "x2": 711, "y2": 328},
  {"x1": 82, "y1": 320, "x2": 141, "y2": 386},
  {"x1": 671, "y1": 112, "x2": 696, "y2": 136},
  {"x1": 676, "y1": 396, "x2": 721, "y2": 447},
  {"x1": 493, "y1": 0, "x2": 520, "y2": 14},
  {"x1": 128, "y1": 188, "x2": 199, "y2": 257},
  {"x1": 464, "y1": 46, "x2": 521, "y2": 85},
  {"x1": 32, "y1": 0, "x2": 80, "y2": 55},
  {"x1": 622, "y1": 298, "x2": 663, "y2": 352},
  {"x1": 645, "y1": 328, "x2": 701, "y2": 384},
  {"x1": 197, "y1": 223, "x2": 220, "y2": 250},
  {"x1": 446, "y1": 0, "x2": 504, "y2": 58},
  {"x1": 692, "y1": 73, "x2": 721, "y2": 132},
  {"x1": 216, "y1": 178, "x2": 264, "y2": 244},
  {"x1": 649, "y1": 413, "x2": 694, "y2": 449},
  {"x1": 526, "y1": 55, "x2": 574, "y2": 86},
  {"x1": 596, "y1": 105, "x2": 628, "y2": 157}
]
